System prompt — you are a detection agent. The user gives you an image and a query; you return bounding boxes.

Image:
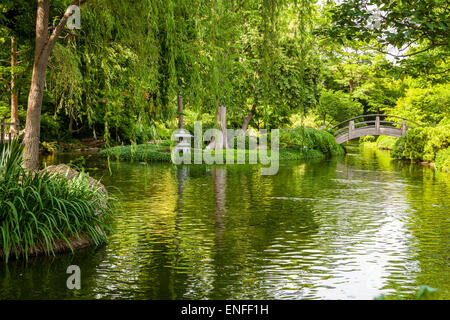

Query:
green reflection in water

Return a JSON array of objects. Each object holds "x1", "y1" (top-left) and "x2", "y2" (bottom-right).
[{"x1": 0, "y1": 148, "x2": 448, "y2": 299}]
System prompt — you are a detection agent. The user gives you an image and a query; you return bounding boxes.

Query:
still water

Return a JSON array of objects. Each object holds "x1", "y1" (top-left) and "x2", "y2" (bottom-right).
[{"x1": 1, "y1": 146, "x2": 449, "y2": 299}]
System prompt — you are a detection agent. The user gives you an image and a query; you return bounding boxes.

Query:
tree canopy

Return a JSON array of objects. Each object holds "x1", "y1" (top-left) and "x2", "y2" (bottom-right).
[{"x1": 0, "y1": 0, "x2": 448, "y2": 166}]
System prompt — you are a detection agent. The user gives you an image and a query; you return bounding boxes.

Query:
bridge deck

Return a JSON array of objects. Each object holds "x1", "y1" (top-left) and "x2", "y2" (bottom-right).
[
  {"x1": 335, "y1": 126, "x2": 405, "y2": 144},
  {"x1": 333, "y1": 115, "x2": 413, "y2": 144}
]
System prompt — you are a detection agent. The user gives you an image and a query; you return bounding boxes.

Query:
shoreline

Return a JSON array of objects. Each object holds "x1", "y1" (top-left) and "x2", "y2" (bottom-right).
[
  {"x1": 0, "y1": 234, "x2": 94, "y2": 262},
  {"x1": 358, "y1": 143, "x2": 437, "y2": 168}
]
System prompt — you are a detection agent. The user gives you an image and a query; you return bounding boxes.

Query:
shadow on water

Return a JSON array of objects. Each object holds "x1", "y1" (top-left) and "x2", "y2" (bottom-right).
[{"x1": 0, "y1": 148, "x2": 448, "y2": 299}]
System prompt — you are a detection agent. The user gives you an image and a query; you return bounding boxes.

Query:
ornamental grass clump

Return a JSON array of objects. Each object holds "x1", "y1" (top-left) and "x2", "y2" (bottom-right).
[
  {"x1": 280, "y1": 127, "x2": 345, "y2": 156},
  {"x1": 0, "y1": 140, "x2": 114, "y2": 262}
]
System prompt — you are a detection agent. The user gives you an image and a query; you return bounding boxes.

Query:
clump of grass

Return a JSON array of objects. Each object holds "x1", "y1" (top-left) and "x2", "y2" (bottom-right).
[
  {"x1": 0, "y1": 140, "x2": 114, "y2": 262},
  {"x1": 99, "y1": 143, "x2": 171, "y2": 162},
  {"x1": 280, "y1": 127, "x2": 345, "y2": 156}
]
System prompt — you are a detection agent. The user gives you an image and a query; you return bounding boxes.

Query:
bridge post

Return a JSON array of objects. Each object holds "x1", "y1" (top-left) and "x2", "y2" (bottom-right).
[
  {"x1": 401, "y1": 120, "x2": 407, "y2": 135},
  {"x1": 375, "y1": 116, "x2": 380, "y2": 135},
  {"x1": 348, "y1": 120, "x2": 355, "y2": 140}
]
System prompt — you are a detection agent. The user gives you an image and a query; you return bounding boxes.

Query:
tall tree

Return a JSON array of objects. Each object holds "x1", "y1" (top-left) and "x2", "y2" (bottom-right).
[{"x1": 23, "y1": 0, "x2": 86, "y2": 169}]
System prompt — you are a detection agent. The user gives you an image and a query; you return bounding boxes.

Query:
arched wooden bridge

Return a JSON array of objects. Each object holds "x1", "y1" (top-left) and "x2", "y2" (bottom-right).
[{"x1": 331, "y1": 115, "x2": 419, "y2": 144}]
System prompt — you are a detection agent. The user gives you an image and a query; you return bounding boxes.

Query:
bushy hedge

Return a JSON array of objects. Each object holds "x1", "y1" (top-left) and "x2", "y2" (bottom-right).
[
  {"x1": 280, "y1": 127, "x2": 345, "y2": 156},
  {"x1": 0, "y1": 141, "x2": 113, "y2": 262},
  {"x1": 435, "y1": 148, "x2": 450, "y2": 173},
  {"x1": 391, "y1": 125, "x2": 450, "y2": 162}
]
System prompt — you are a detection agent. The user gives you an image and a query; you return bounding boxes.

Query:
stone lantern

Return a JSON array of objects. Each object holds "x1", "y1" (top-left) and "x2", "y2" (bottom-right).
[{"x1": 172, "y1": 129, "x2": 192, "y2": 154}]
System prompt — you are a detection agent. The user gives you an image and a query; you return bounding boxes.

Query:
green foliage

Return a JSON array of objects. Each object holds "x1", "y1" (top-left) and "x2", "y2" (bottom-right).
[
  {"x1": 391, "y1": 125, "x2": 450, "y2": 163},
  {"x1": 100, "y1": 145, "x2": 328, "y2": 164},
  {"x1": 321, "y1": 0, "x2": 449, "y2": 77},
  {"x1": 1, "y1": 0, "x2": 322, "y2": 146},
  {"x1": 41, "y1": 141, "x2": 60, "y2": 153},
  {"x1": 376, "y1": 135, "x2": 398, "y2": 150},
  {"x1": 1, "y1": 0, "x2": 447, "y2": 158},
  {"x1": 0, "y1": 141, "x2": 114, "y2": 262},
  {"x1": 317, "y1": 89, "x2": 363, "y2": 126},
  {"x1": 435, "y1": 148, "x2": 450, "y2": 173},
  {"x1": 40, "y1": 114, "x2": 62, "y2": 142},
  {"x1": 99, "y1": 143, "x2": 171, "y2": 162},
  {"x1": 360, "y1": 135, "x2": 375, "y2": 143},
  {"x1": 383, "y1": 83, "x2": 450, "y2": 125},
  {"x1": 100, "y1": 127, "x2": 345, "y2": 163},
  {"x1": 391, "y1": 135, "x2": 407, "y2": 159},
  {"x1": 67, "y1": 156, "x2": 87, "y2": 171},
  {"x1": 280, "y1": 127, "x2": 345, "y2": 156}
]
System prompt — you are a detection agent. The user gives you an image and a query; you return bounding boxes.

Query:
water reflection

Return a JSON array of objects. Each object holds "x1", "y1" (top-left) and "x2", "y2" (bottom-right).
[{"x1": 0, "y1": 149, "x2": 449, "y2": 299}]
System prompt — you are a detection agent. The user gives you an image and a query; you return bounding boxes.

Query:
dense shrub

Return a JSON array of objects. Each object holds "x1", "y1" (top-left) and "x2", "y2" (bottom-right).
[
  {"x1": 435, "y1": 148, "x2": 450, "y2": 173},
  {"x1": 383, "y1": 84, "x2": 450, "y2": 126},
  {"x1": 422, "y1": 126, "x2": 450, "y2": 161},
  {"x1": 391, "y1": 125, "x2": 450, "y2": 163},
  {"x1": 0, "y1": 141, "x2": 113, "y2": 262},
  {"x1": 391, "y1": 135, "x2": 407, "y2": 159},
  {"x1": 280, "y1": 127, "x2": 345, "y2": 156}
]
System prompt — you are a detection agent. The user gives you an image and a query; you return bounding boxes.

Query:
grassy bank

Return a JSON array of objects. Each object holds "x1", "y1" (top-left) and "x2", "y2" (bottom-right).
[
  {"x1": 99, "y1": 143, "x2": 172, "y2": 162},
  {"x1": 0, "y1": 141, "x2": 114, "y2": 262},
  {"x1": 99, "y1": 128, "x2": 345, "y2": 163}
]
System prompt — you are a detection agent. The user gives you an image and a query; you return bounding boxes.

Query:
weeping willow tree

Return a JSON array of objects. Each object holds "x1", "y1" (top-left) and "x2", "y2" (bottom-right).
[
  {"x1": 198, "y1": 0, "x2": 320, "y2": 143},
  {"x1": 71, "y1": 0, "x2": 204, "y2": 145},
  {"x1": 15, "y1": 0, "x2": 320, "y2": 167}
]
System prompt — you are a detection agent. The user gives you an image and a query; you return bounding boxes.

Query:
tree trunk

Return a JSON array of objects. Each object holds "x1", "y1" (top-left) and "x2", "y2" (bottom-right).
[
  {"x1": 213, "y1": 105, "x2": 228, "y2": 149},
  {"x1": 22, "y1": 0, "x2": 50, "y2": 169},
  {"x1": 10, "y1": 36, "x2": 19, "y2": 136},
  {"x1": 22, "y1": 0, "x2": 86, "y2": 169},
  {"x1": 241, "y1": 104, "x2": 256, "y2": 133},
  {"x1": 69, "y1": 114, "x2": 73, "y2": 133}
]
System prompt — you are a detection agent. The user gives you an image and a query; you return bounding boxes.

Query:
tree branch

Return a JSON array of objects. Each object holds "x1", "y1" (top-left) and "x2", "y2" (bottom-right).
[
  {"x1": 45, "y1": 0, "x2": 88, "y2": 57},
  {"x1": 375, "y1": 42, "x2": 448, "y2": 58}
]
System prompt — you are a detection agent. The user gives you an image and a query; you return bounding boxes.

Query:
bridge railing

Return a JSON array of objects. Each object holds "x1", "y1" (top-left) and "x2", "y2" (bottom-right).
[
  {"x1": 330, "y1": 114, "x2": 419, "y2": 138},
  {"x1": 0, "y1": 118, "x2": 20, "y2": 144}
]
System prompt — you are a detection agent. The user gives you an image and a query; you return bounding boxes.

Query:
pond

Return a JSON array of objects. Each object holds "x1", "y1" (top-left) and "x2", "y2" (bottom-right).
[{"x1": 1, "y1": 146, "x2": 449, "y2": 299}]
